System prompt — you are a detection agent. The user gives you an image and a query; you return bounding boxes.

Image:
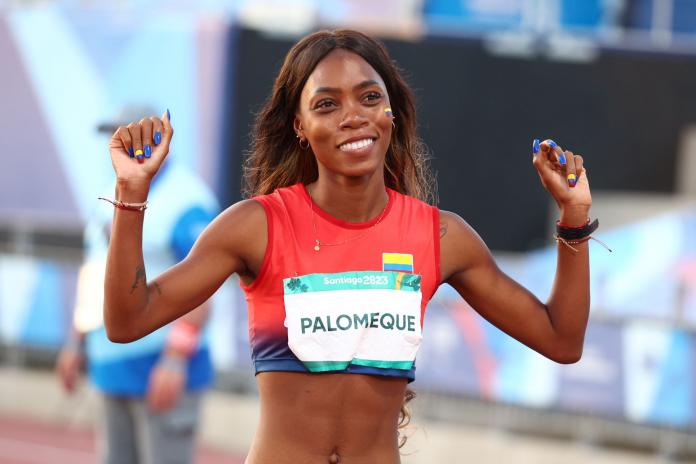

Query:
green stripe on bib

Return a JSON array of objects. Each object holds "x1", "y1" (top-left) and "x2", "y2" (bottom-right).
[
  {"x1": 302, "y1": 359, "x2": 414, "y2": 372},
  {"x1": 351, "y1": 359, "x2": 415, "y2": 370},
  {"x1": 284, "y1": 271, "x2": 421, "y2": 294},
  {"x1": 302, "y1": 361, "x2": 352, "y2": 372}
]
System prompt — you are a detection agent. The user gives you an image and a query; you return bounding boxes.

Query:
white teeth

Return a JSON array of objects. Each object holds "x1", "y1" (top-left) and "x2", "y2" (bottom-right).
[{"x1": 339, "y1": 138, "x2": 374, "y2": 151}]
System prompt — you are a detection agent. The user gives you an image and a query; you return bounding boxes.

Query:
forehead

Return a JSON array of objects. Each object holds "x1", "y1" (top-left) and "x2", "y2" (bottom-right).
[{"x1": 303, "y1": 49, "x2": 386, "y2": 94}]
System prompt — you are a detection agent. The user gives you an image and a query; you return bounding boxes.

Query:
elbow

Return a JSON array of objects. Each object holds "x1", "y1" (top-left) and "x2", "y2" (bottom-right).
[
  {"x1": 549, "y1": 345, "x2": 583, "y2": 364},
  {"x1": 104, "y1": 317, "x2": 140, "y2": 344},
  {"x1": 104, "y1": 302, "x2": 144, "y2": 343},
  {"x1": 105, "y1": 326, "x2": 138, "y2": 344},
  {"x1": 554, "y1": 351, "x2": 583, "y2": 365}
]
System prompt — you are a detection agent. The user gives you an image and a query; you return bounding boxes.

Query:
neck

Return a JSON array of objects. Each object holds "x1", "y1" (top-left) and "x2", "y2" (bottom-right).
[{"x1": 308, "y1": 173, "x2": 388, "y2": 223}]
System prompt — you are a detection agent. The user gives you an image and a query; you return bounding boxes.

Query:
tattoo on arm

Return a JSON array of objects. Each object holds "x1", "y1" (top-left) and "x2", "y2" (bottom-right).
[
  {"x1": 130, "y1": 265, "x2": 147, "y2": 294},
  {"x1": 440, "y1": 222, "x2": 448, "y2": 239}
]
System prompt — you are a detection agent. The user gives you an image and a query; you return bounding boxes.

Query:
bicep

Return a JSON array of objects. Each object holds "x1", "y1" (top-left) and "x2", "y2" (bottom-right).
[
  {"x1": 138, "y1": 200, "x2": 265, "y2": 335},
  {"x1": 440, "y1": 211, "x2": 556, "y2": 354}
]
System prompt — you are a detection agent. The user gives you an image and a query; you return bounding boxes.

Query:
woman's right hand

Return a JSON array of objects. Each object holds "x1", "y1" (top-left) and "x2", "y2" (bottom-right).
[
  {"x1": 108, "y1": 110, "x2": 173, "y2": 185},
  {"x1": 56, "y1": 346, "x2": 84, "y2": 394}
]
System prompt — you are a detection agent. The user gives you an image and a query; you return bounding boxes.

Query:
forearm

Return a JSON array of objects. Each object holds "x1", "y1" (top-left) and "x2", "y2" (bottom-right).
[
  {"x1": 104, "y1": 179, "x2": 153, "y2": 342},
  {"x1": 64, "y1": 328, "x2": 86, "y2": 352},
  {"x1": 545, "y1": 207, "x2": 591, "y2": 361}
]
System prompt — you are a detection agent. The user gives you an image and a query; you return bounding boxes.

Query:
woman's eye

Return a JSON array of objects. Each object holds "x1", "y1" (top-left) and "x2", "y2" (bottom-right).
[
  {"x1": 364, "y1": 92, "x2": 382, "y2": 103},
  {"x1": 315, "y1": 99, "x2": 336, "y2": 110}
]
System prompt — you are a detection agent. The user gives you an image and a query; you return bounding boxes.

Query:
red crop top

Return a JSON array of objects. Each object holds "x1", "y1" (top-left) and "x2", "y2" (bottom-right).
[{"x1": 241, "y1": 183, "x2": 440, "y2": 381}]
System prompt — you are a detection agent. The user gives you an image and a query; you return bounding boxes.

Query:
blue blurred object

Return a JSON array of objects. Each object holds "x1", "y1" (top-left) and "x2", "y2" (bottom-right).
[
  {"x1": 673, "y1": 0, "x2": 696, "y2": 34},
  {"x1": 423, "y1": 0, "x2": 524, "y2": 32},
  {"x1": 627, "y1": 0, "x2": 696, "y2": 34},
  {"x1": 626, "y1": 0, "x2": 653, "y2": 31},
  {"x1": 561, "y1": 0, "x2": 604, "y2": 28}
]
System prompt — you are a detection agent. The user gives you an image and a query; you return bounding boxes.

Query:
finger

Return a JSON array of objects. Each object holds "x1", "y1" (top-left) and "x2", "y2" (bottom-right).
[
  {"x1": 574, "y1": 154, "x2": 585, "y2": 182},
  {"x1": 532, "y1": 138, "x2": 541, "y2": 156},
  {"x1": 161, "y1": 388, "x2": 175, "y2": 410},
  {"x1": 140, "y1": 118, "x2": 154, "y2": 159},
  {"x1": 147, "y1": 383, "x2": 162, "y2": 410},
  {"x1": 540, "y1": 139, "x2": 566, "y2": 169},
  {"x1": 151, "y1": 384, "x2": 174, "y2": 412},
  {"x1": 564, "y1": 150, "x2": 578, "y2": 187},
  {"x1": 128, "y1": 123, "x2": 144, "y2": 163},
  {"x1": 116, "y1": 126, "x2": 134, "y2": 158},
  {"x1": 151, "y1": 116, "x2": 164, "y2": 146},
  {"x1": 533, "y1": 139, "x2": 561, "y2": 174}
]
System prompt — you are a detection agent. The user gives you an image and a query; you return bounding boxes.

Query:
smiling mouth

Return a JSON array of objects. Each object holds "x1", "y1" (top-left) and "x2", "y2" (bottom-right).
[{"x1": 338, "y1": 138, "x2": 375, "y2": 152}]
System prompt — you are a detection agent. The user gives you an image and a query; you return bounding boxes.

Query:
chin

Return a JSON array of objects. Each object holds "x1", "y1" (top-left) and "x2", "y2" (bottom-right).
[{"x1": 339, "y1": 158, "x2": 385, "y2": 179}]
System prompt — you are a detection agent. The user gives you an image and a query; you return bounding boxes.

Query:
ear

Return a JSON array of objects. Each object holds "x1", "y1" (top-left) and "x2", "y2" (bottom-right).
[{"x1": 293, "y1": 114, "x2": 303, "y2": 138}]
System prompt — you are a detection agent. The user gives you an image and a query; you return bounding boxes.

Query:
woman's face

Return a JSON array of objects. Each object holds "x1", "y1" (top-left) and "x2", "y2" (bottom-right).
[{"x1": 295, "y1": 49, "x2": 393, "y2": 180}]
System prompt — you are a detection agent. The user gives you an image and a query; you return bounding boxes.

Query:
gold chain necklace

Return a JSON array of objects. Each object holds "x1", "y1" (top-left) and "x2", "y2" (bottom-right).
[{"x1": 308, "y1": 186, "x2": 389, "y2": 252}]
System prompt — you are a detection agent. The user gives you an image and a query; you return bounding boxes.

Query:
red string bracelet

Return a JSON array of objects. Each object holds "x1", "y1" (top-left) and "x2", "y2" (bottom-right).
[{"x1": 98, "y1": 197, "x2": 148, "y2": 211}]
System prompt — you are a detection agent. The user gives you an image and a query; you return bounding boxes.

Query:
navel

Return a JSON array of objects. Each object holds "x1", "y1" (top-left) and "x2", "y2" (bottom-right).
[{"x1": 328, "y1": 449, "x2": 341, "y2": 463}]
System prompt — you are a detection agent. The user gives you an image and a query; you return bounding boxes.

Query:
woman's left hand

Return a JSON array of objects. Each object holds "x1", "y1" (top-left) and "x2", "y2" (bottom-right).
[{"x1": 532, "y1": 139, "x2": 592, "y2": 218}]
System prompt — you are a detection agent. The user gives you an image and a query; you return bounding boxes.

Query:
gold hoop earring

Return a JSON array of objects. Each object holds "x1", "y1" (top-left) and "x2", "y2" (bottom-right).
[{"x1": 299, "y1": 138, "x2": 310, "y2": 150}]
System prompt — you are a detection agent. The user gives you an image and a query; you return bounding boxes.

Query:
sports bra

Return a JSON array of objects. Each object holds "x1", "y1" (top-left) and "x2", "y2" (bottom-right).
[{"x1": 241, "y1": 183, "x2": 440, "y2": 381}]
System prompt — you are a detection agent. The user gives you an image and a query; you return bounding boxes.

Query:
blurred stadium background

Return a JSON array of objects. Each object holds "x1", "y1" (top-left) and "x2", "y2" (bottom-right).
[{"x1": 2, "y1": 0, "x2": 696, "y2": 462}]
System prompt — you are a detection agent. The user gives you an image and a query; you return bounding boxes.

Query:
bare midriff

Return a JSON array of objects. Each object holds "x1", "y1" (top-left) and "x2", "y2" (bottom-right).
[{"x1": 244, "y1": 371, "x2": 408, "y2": 464}]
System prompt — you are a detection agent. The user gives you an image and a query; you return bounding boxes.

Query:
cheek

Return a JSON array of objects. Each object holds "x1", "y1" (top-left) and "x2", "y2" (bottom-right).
[
  {"x1": 308, "y1": 119, "x2": 337, "y2": 147},
  {"x1": 377, "y1": 119, "x2": 393, "y2": 148}
]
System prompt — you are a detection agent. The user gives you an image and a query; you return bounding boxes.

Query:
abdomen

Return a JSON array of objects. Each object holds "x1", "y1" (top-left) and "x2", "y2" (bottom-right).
[{"x1": 247, "y1": 371, "x2": 408, "y2": 464}]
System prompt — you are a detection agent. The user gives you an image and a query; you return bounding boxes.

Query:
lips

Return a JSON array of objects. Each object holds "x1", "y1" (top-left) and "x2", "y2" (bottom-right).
[{"x1": 338, "y1": 137, "x2": 375, "y2": 152}]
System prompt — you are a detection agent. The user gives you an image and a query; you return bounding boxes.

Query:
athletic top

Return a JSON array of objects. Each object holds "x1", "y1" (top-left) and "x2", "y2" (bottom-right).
[{"x1": 242, "y1": 183, "x2": 440, "y2": 381}]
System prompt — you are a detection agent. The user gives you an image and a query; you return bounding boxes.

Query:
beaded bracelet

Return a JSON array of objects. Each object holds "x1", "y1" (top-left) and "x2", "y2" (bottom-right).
[{"x1": 98, "y1": 197, "x2": 148, "y2": 211}]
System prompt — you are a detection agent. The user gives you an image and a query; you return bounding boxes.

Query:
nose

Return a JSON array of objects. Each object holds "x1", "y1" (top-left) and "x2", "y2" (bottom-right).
[{"x1": 339, "y1": 104, "x2": 369, "y2": 130}]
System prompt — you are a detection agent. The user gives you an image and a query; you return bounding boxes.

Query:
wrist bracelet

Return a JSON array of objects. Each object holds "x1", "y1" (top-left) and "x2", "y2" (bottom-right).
[
  {"x1": 556, "y1": 218, "x2": 598, "y2": 241},
  {"x1": 554, "y1": 218, "x2": 612, "y2": 253},
  {"x1": 98, "y1": 197, "x2": 148, "y2": 211}
]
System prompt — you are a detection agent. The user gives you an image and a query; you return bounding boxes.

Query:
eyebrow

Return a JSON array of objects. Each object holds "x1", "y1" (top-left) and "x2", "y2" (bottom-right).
[{"x1": 313, "y1": 79, "x2": 380, "y2": 95}]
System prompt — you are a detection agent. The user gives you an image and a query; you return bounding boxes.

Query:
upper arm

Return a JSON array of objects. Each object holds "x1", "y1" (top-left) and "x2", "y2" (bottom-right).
[
  {"x1": 138, "y1": 199, "x2": 267, "y2": 335},
  {"x1": 439, "y1": 210, "x2": 557, "y2": 355}
]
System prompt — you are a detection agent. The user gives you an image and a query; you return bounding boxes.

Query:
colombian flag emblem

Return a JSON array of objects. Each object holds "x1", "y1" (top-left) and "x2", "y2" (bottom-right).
[{"x1": 382, "y1": 253, "x2": 414, "y2": 273}]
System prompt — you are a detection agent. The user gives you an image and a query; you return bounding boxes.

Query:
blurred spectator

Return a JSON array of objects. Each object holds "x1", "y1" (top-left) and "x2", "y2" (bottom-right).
[{"x1": 55, "y1": 105, "x2": 219, "y2": 464}]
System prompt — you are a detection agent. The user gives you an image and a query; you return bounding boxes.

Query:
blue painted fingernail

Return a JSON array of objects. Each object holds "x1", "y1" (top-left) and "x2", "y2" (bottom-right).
[
  {"x1": 548, "y1": 140, "x2": 557, "y2": 149},
  {"x1": 166, "y1": 109, "x2": 171, "y2": 121},
  {"x1": 144, "y1": 144, "x2": 152, "y2": 158},
  {"x1": 154, "y1": 132, "x2": 161, "y2": 145},
  {"x1": 558, "y1": 152, "x2": 567, "y2": 166},
  {"x1": 128, "y1": 146, "x2": 135, "y2": 158},
  {"x1": 532, "y1": 139, "x2": 540, "y2": 154}
]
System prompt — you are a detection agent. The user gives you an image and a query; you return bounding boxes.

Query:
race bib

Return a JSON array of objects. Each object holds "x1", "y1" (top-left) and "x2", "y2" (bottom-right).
[{"x1": 283, "y1": 271, "x2": 423, "y2": 372}]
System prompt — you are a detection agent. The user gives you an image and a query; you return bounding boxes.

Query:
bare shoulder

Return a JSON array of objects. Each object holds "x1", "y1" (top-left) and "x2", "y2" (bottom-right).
[
  {"x1": 213, "y1": 198, "x2": 267, "y2": 233},
  {"x1": 438, "y1": 209, "x2": 494, "y2": 282},
  {"x1": 438, "y1": 210, "x2": 478, "y2": 241}
]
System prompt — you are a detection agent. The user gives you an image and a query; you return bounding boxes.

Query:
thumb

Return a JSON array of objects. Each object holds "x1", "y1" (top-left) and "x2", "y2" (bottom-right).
[{"x1": 161, "y1": 109, "x2": 173, "y2": 148}]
